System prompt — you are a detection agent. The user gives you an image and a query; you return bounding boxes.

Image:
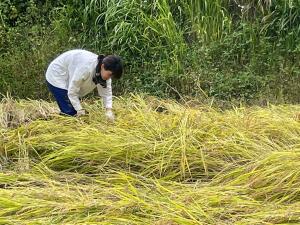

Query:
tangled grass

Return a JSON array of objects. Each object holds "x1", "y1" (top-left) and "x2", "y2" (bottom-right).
[{"x1": 0, "y1": 95, "x2": 299, "y2": 224}]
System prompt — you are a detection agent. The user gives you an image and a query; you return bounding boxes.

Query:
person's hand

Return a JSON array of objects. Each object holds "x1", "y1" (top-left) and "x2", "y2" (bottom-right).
[
  {"x1": 105, "y1": 109, "x2": 115, "y2": 122},
  {"x1": 76, "y1": 109, "x2": 86, "y2": 117}
]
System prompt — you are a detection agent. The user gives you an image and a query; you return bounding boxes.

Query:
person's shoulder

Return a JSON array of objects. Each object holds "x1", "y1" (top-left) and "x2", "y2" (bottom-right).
[
  {"x1": 77, "y1": 49, "x2": 98, "y2": 60},
  {"x1": 63, "y1": 49, "x2": 83, "y2": 54},
  {"x1": 106, "y1": 78, "x2": 112, "y2": 86},
  {"x1": 75, "y1": 49, "x2": 97, "y2": 55},
  {"x1": 63, "y1": 49, "x2": 96, "y2": 55}
]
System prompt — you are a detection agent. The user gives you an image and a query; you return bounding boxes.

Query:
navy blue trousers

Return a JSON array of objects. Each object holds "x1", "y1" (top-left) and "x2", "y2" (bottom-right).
[{"x1": 46, "y1": 81, "x2": 77, "y2": 116}]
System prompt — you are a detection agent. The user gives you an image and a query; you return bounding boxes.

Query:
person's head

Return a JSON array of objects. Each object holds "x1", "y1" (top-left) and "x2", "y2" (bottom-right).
[{"x1": 98, "y1": 55, "x2": 123, "y2": 80}]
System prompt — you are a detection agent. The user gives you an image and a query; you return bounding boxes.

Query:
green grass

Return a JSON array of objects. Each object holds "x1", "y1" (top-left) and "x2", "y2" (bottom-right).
[{"x1": 1, "y1": 1, "x2": 300, "y2": 102}]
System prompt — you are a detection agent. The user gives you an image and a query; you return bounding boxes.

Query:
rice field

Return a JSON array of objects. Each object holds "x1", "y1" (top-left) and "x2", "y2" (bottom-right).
[{"x1": 0, "y1": 95, "x2": 300, "y2": 224}]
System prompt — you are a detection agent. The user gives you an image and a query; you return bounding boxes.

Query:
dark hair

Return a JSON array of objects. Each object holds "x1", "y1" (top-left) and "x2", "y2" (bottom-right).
[{"x1": 97, "y1": 54, "x2": 123, "y2": 79}]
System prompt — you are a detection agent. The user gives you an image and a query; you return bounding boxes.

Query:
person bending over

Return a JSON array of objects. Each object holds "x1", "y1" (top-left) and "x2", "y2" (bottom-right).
[{"x1": 45, "y1": 49, "x2": 123, "y2": 120}]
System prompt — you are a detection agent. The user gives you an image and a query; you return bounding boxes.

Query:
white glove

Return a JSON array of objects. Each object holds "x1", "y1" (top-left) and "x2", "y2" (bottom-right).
[
  {"x1": 105, "y1": 109, "x2": 115, "y2": 122},
  {"x1": 76, "y1": 109, "x2": 86, "y2": 117}
]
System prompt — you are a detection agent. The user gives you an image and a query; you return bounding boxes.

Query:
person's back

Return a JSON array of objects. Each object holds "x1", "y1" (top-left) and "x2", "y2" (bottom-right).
[{"x1": 46, "y1": 49, "x2": 98, "y2": 90}]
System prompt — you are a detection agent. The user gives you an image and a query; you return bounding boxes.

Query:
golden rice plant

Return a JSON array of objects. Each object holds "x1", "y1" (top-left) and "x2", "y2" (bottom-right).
[
  {"x1": 0, "y1": 168, "x2": 300, "y2": 224},
  {"x1": 0, "y1": 94, "x2": 57, "y2": 129},
  {"x1": 214, "y1": 150, "x2": 300, "y2": 203},
  {"x1": 1, "y1": 95, "x2": 300, "y2": 224},
  {"x1": 1, "y1": 95, "x2": 299, "y2": 181}
]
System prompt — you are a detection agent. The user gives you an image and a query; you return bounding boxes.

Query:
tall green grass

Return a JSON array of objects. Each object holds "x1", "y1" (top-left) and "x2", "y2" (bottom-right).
[{"x1": 1, "y1": 0, "x2": 299, "y2": 102}]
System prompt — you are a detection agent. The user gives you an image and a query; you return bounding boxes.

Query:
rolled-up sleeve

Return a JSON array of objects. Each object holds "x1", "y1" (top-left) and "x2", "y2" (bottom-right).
[{"x1": 97, "y1": 79, "x2": 112, "y2": 109}]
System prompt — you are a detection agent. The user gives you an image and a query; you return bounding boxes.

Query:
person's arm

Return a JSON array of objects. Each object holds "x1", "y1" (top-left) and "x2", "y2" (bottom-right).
[
  {"x1": 96, "y1": 78, "x2": 113, "y2": 109},
  {"x1": 68, "y1": 69, "x2": 88, "y2": 113},
  {"x1": 97, "y1": 79, "x2": 114, "y2": 121}
]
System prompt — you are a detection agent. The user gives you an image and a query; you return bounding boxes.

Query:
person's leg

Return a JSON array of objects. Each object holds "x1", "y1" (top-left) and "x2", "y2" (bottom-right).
[{"x1": 46, "y1": 81, "x2": 77, "y2": 116}]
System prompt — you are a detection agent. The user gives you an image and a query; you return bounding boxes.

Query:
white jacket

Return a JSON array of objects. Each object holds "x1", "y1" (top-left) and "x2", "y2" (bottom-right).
[{"x1": 45, "y1": 49, "x2": 112, "y2": 111}]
